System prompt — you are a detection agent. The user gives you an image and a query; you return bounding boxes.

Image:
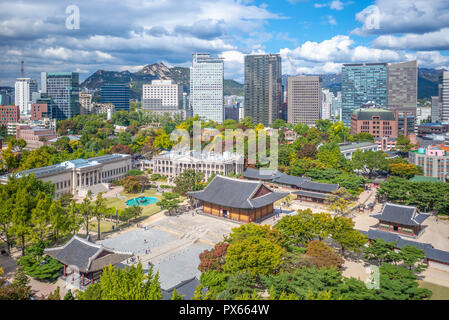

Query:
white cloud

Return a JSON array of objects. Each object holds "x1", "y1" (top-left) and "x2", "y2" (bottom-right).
[
  {"x1": 325, "y1": 15, "x2": 337, "y2": 26},
  {"x1": 0, "y1": 0, "x2": 281, "y2": 84},
  {"x1": 353, "y1": 0, "x2": 449, "y2": 36},
  {"x1": 372, "y1": 28, "x2": 449, "y2": 51},
  {"x1": 330, "y1": 0, "x2": 344, "y2": 10}
]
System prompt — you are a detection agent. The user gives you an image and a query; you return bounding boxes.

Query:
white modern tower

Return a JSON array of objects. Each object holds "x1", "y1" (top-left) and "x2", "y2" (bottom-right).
[
  {"x1": 190, "y1": 53, "x2": 224, "y2": 123},
  {"x1": 439, "y1": 71, "x2": 449, "y2": 123},
  {"x1": 14, "y1": 78, "x2": 38, "y2": 116}
]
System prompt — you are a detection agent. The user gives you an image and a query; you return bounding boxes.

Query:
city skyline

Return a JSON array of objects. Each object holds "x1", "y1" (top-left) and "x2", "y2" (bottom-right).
[{"x1": 1, "y1": 0, "x2": 449, "y2": 86}]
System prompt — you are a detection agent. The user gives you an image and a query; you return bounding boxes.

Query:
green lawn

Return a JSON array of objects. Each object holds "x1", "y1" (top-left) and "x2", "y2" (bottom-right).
[
  {"x1": 90, "y1": 189, "x2": 186, "y2": 236},
  {"x1": 418, "y1": 281, "x2": 449, "y2": 300}
]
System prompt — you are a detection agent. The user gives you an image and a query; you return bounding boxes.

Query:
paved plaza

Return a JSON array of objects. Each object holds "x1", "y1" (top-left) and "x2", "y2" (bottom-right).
[{"x1": 98, "y1": 212, "x2": 238, "y2": 290}]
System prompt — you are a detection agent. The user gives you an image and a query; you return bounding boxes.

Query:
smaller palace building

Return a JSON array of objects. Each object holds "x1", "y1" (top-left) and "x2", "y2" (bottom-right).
[
  {"x1": 44, "y1": 236, "x2": 132, "y2": 289},
  {"x1": 293, "y1": 181, "x2": 340, "y2": 203},
  {"x1": 243, "y1": 168, "x2": 311, "y2": 190},
  {"x1": 370, "y1": 203, "x2": 430, "y2": 236},
  {"x1": 188, "y1": 175, "x2": 288, "y2": 223}
]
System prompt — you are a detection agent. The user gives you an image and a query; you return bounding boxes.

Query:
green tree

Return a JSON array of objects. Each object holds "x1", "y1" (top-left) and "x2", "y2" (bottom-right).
[
  {"x1": 120, "y1": 205, "x2": 143, "y2": 226},
  {"x1": 398, "y1": 245, "x2": 428, "y2": 273},
  {"x1": 77, "y1": 263, "x2": 162, "y2": 300},
  {"x1": 173, "y1": 169, "x2": 205, "y2": 196},
  {"x1": 330, "y1": 217, "x2": 368, "y2": 255},
  {"x1": 158, "y1": 192, "x2": 181, "y2": 215},
  {"x1": 274, "y1": 210, "x2": 316, "y2": 246},
  {"x1": 216, "y1": 271, "x2": 256, "y2": 300},
  {"x1": 363, "y1": 239, "x2": 399, "y2": 265},
  {"x1": 93, "y1": 192, "x2": 107, "y2": 240},
  {"x1": 64, "y1": 289, "x2": 75, "y2": 300},
  {"x1": 377, "y1": 263, "x2": 431, "y2": 300},
  {"x1": 352, "y1": 150, "x2": 389, "y2": 178},
  {"x1": 17, "y1": 240, "x2": 62, "y2": 281},
  {"x1": 325, "y1": 188, "x2": 355, "y2": 216},
  {"x1": 79, "y1": 191, "x2": 93, "y2": 237},
  {"x1": 0, "y1": 267, "x2": 32, "y2": 300},
  {"x1": 170, "y1": 288, "x2": 184, "y2": 300},
  {"x1": 224, "y1": 236, "x2": 285, "y2": 275},
  {"x1": 395, "y1": 135, "x2": 415, "y2": 154}
]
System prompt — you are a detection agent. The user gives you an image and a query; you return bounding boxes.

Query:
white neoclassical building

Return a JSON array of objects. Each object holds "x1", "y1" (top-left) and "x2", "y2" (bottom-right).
[
  {"x1": 151, "y1": 149, "x2": 244, "y2": 181},
  {"x1": 0, "y1": 154, "x2": 132, "y2": 197}
]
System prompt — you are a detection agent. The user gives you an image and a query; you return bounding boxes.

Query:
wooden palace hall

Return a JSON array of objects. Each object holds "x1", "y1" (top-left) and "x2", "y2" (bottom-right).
[
  {"x1": 44, "y1": 236, "x2": 132, "y2": 288},
  {"x1": 188, "y1": 175, "x2": 288, "y2": 223}
]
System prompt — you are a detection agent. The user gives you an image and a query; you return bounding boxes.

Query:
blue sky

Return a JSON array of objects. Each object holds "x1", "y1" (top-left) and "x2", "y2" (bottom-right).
[{"x1": 0, "y1": 0, "x2": 448, "y2": 85}]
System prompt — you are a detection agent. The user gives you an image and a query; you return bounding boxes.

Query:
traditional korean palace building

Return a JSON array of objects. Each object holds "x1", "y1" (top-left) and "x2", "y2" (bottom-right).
[
  {"x1": 293, "y1": 181, "x2": 340, "y2": 203},
  {"x1": 243, "y1": 168, "x2": 311, "y2": 190},
  {"x1": 370, "y1": 203, "x2": 430, "y2": 236},
  {"x1": 44, "y1": 236, "x2": 132, "y2": 289},
  {"x1": 188, "y1": 175, "x2": 288, "y2": 223},
  {"x1": 360, "y1": 229, "x2": 449, "y2": 272},
  {"x1": 0, "y1": 154, "x2": 132, "y2": 197}
]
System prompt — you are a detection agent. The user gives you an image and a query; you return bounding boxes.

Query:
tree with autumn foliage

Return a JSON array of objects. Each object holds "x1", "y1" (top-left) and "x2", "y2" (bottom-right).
[
  {"x1": 110, "y1": 144, "x2": 134, "y2": 155},
  {"x1": 305, "y1": 240, "x2": 344, "y2": 269},
  {"x1": 389, "y1": 162, "x2": 419, "y2": 179},
  {"x1": 198, "y1": 242, "x2": 229, "y2": 272}
]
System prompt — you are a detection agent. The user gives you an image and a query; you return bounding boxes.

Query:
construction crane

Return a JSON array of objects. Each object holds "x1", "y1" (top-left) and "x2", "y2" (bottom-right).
[
  {"x1": 21, "y1": 61, "x2": 24, "y2": 78},
  {"x1": 287, "y1": 55, "x2": 298, "y2": 76}
]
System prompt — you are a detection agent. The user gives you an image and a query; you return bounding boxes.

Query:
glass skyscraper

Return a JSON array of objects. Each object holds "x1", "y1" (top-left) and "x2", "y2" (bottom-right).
[
  {"x1": 341, "y1": 63, "x2": 387, "y2": 126},
  {"x1": 41, "y1": 72, "x2": 80, "y2": 121},
  {"x1": 190, "y1": 53, "x2": 224, "y2": 123},
  {"x1": 244, "y1": 54, "x2": 282, "y2": 126},
  {"x1": 101, "y1": 83, "x2": 130, "y2": 112}
]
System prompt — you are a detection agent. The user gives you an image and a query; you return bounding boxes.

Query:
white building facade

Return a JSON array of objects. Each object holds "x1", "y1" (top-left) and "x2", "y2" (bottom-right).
[
  {"x1": 190, "y1": 53, "x2": 224, "y2": 123},
  {"x1": 439, "y1": 71, "x2": 449, "y2": 123},
  {"x1": 15, "y1": 78, "x2": 38, "y2": 116},
  {"x1": 0, "y1": 154, "x2": 132, "y2": 198},
  {"x1": 151, "y1": 149, "x2": 244, "y2": 181}
]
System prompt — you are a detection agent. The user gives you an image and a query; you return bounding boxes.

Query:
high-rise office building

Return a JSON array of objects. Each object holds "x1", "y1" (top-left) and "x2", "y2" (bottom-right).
[
  {"x1": 79, "y1": 92, "x2": 93, "y2": 115},
  {"x1": 190, "y1": 53, "x2": 224, "y2": 123},
  {"x1": 0, "y1": 88, "x2": 14, "y2": 106},
  {"x1": 439, "y1": 71, "x2": 449, "y2": 123},
  {"x1": 142, "y1": 80, "x2": 183, "y2": 114},
  {"x1": 41, "y1": 72, "x2": 80, "y2": 120},
  {"x1": 431, "y1": 96, "x2": 440, "y2": 123},
  {"x1": 15, "y1": 78, "x2": 38, "y2": 116},
  {"x1": 341, "y1": 63, "x2": 387, "y2": 126},
  {"x1": 321, "y1": 89, "x2": 334, "y2": 120},
  {"x1": 387, "y1": 60, "x2": 418, "y2": 109},
  {"x1": 244, "y1": 54, "x2": 282, "y2": 126},
  {"x1": 287, "y1": 76, "x2": 322, "y2": 126},
  {"x1": 101, "y1": 83, "x2": 130, "y2": 112}
]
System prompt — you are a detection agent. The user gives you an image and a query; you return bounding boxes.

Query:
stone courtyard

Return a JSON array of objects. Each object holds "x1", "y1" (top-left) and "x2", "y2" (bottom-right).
[{"x1": 99, "y1": 212, "x2": 239, "y2": 289}]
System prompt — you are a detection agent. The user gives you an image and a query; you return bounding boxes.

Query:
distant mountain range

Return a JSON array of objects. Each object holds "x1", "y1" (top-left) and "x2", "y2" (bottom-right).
[
  {"x1": 81, "y1": 63, "x2": 444, "y2": 100},
  {"x1": 81, "y1": 62, "x2": 244, "y2": 99}
]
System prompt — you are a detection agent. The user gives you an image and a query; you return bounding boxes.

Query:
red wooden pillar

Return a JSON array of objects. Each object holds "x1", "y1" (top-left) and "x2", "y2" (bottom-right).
[
  {"x1": 63, "y1": 265, "x2": 66, "y2": 276},
  {"x1": 91, "y1": 273, "x2": 93, "y2": 284}
]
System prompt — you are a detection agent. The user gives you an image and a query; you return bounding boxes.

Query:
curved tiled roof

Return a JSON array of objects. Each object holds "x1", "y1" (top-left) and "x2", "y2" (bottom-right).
[
  {"x1": 370, "y1": 203, "x2": 430, "y2": 226},
  {"x1": 44, "y1": 236, "x2": 132, "y2": 273},
  {"x1": 188, "y1": 175, "x2": 288, "y2": 209}
]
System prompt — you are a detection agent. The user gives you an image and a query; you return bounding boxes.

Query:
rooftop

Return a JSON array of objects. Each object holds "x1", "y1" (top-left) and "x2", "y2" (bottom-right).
[
  {"x1": 188, "y1": 175, "x2": 288, "y2": 209},
  {"x1": 370, "y1": 203, "x2": 430, "y2": 227},
  {"x1": 360, "y1": 229, "x2": 449, "y2": 264},
  {"x1": 44, "y1": 236, "x2": 132, "y2": 273},
  {"x1": 352, "y1": 108, "x2": 396, "y2": 121},
  {"x1": 339, "y1": 141, "x2": 378, "y2": 151}
]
